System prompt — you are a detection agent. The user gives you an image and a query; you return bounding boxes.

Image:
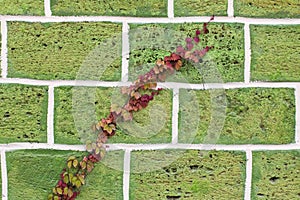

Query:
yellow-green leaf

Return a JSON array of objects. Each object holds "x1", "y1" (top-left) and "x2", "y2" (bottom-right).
[
  {"x1": 67, "y1": 156, "x2": 76, "y2": 161},
  {"x1": 75, "y1": 180, "x2": 82, "y2": 188},
  {"x1": 63, "y1": 175, "x2": 69, "y2": 184},
  {"x1": 73, "y1": 159, "x2": 78, "y2": 168},
  {"x1": 63, "y1": 187, "x2": 68, "y2": 195},
  {"x1": 68, "y1": 189, "x2": 73, "y2": 197},
  {"x1": 81, "y1": 161, "x2": 87, "y2": 170},
  {"x1": 78, "y1": 175, "x2": 85, "y2": 185},
  {"x1": 67, "y1": 160, "x2": 72, "y2": 169},
  {"x1": 56, "y1": 187, "x2": 63, "y2": 195}
]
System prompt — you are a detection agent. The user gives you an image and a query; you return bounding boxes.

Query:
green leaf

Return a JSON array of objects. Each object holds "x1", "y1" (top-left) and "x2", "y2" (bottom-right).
[
  {"x1": 81, "y1": 161, "x2": 87, "y2": 170},
  {"x1": 52, "y1": 187, "x2": 57, "y2": 194},
  {"x1": 54, "y1": 196, "x2": 59, "y2": 200},
  {"x1": 72, "y1": 177, "x2": 78, "y2": 185},
  {"x1": 69, "y1": 173, "x2": 74, "y2": 182},
  {"x1": 95, "y1": 147, "x2": 100, "y2": 155},
  {"x1": 48, "y1": 194, "x2": 53, "y2": 200}
]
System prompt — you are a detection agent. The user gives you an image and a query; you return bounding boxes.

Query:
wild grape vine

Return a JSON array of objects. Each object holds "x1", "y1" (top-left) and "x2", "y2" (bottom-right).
[{"x1": 48, "y1": 16, "x2": 214, "y2": 200}]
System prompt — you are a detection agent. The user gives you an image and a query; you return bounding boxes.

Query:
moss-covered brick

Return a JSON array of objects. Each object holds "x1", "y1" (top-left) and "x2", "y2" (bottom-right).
[
  {"x1": 251, "y1": 25, "x2": 300, "y2": 82},
  {"x1": 252, "y1": 150, "x2": 300, "y2": 199},
  {"x1": 6, "y1": 149, "x2": 123, "y2": 199},
  {"x1": 129, "y1": 23, "x2": 244, "y2": 83},
  {"x1": 55, "y1": 86, "x2": 172, "y2": 144},
  {"x1": 7, "y1": 22, "x2": 122, "y2": 80},
  {"x1": 174, "y1": 0, "x2": 227, "y2": 16},
  {"x1": 235, "y1": 0, "x2": 300, "y2": 18},
  {"x1": 179, "y1": 88, "x2": 295, "y2": 144},
  {"x1": 0, "y1": 84, "x2": 48, "y2": 143},
  {"x1": 130, "y1": 150, "x2": 246, "y2": 199},
  {"x1": 0, "y1": 0, "x2": 44, "y2": 15},
  {"x1": 51, "y1": 0, "x2": 167, "y2": 17}
]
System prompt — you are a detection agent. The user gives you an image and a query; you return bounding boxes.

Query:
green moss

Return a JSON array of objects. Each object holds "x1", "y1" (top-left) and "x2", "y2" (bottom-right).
[
  {"x1": 0, "y1": 154, "x2": 2, "y2": 197},
  {"x1": 174, "y1": 0, "x2": 227, "y2": 16},
  {"x1": 129, "y1": 23, "x2": 244, "y2": 83},
  {"x1": 6, "y1": 149, "x2": 123, "y2": 199},
  {"x1": 179, "y1": 88, "x2": 295, "y2": 144},
  {"x1": 55, "y1": 87, "x2": 172, "y2": 144},
  {"x1": 252, "y1": 150, "x2": 300, "y2": 199},
  {"x1": 130, "y1": 150, "x2": 246, "y2": 199},
  {"x1": 235, "y1": 0, "x2": 300, "y2": 18},
  {"x1": 0, "y1": 84, "x2": 48, "y2": 143},
  {"x1": 7, "y1": 22, "x2": 122, "y2": 80},
  {"x1": 251, "y1": 25, "x2": 300, "y2": 81},
  {"x1": 0, "y1": 0, "x2": 44, "y2": 15},
  {"x1": 76, "y1": 151, "x2": 124, "y2": 200},
  {"x1": 51, "y1": 0, "x2": 167, "y2": 17}
]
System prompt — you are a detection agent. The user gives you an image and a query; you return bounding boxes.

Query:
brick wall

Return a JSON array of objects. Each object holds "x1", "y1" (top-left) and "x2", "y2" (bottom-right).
[{"x1": 0, "y1": 0, "x2": 300, "y2": 199}]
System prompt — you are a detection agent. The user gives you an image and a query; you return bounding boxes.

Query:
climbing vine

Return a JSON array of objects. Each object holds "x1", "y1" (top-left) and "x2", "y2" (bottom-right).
[{"x1": 48, "y1": 16, "x2": 214, "y2": 200}]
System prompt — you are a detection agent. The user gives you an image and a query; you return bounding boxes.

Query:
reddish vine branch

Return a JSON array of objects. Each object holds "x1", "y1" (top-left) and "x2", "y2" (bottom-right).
[{"x1": 48, "y1": 16, "x2": 214, "y2": 200}]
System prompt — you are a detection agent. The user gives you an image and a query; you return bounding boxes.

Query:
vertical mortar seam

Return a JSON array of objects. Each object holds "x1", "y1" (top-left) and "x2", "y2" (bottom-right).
[
  {"x1": 1, "y1": 150, "x2": 8, "y2": 200},
  {"x1": 122, "y1": 22, "x2": 129, "y2": 82},
  {"x1": 168, "y1": 0, "x2": 174, "y2": 18},
  {"x1": 244, "y1": 150, "x2": 252, "y2": 200},
  {"x1": 244, "y1": 23, "x2": 251, "y2": 83},
  {"x1": 123, "y1": 149, "x2": 131, "y2": 200},
  {"x1": 227, "y1": 0, "x2": 234, "y2": 17},
  {"x1": 172, "y1": 88, "x2": 179, "y2": 144},
  {"x1": 1, "y1": 20, "x2": 8, "y2": 78},
  {"x1": 44, "y1": 0, "x2": 52, "y2": 17},
  {"x1": 295, "y1": 86, "x2": 300, "y2": 144},
  {"x1": 47, "y1": 85, "x2": 55, "y2": 145}
]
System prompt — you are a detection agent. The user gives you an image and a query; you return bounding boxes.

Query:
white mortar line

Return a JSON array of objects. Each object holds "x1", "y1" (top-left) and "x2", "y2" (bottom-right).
[
  {"x1": 244, "y1": 23, "x2": 251, "y2": 83},
  {"x1": 295, "y1": 86, "x2": 300, "y2": 144},
  {"x1": 47, "y1": 86, "x2": 55, "y2": 145},
  {"x1": 1, "y1": 78, "x2": 300, "y2": 89},
  {"x1": 227, "y1": 0, "x2": 234, "y2": 17},
  {"x1": 244, "y1": 150, "x2": 252, "y2": 200},
  {"x1": 44, "y1": 0, "x2": 52, "y2": 17},
  {"x1": 0, "y1": 16, "x2": 299, "y2": 24},
  {"x1": 172, "y1": 88, "x2": 179, "y2": 144},
  {"x1": 122, "y1": 22, "x2": 129, "y2": 82},
  {"x1": 1, "y1": 150, "x2": 8, "y2": 200},
  {"x1": 1, "y1": 143, "x2": 299, "y2": 152},
  {"x1": 1, "y1": 20, "x2": 8, "y2": 78},
  {"x1": 168, "y1": 0, "x2": 174, "y2": 18},
  {"x1": 123, "y1": 150, "x2": 131, "y2": 200}
]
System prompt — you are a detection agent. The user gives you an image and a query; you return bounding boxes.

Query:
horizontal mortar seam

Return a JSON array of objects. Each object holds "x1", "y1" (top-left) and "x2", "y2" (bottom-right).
[
  {"x1": 1, "y1": 143, "x2": 300, "y2": 152},
  {"x1": 1, "y1": 79, "x2": 300, "y2": 89},
  {"x1": 0, "y1": 16, "x2": 299, "y2": 24}
]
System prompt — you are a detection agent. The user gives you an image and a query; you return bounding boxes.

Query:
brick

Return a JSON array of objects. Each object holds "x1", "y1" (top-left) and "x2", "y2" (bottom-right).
[
  {"x1": 51, "y1": 0, "x2": 167, "y2": 17},
  {"x1": 0, "y1": 0, "x2": 44, "y2": 15},
  {"x1": 235, "y1": 0, "x2": 300, "y2": 18},
  {"x1": 0, "y1": 84, "x2": 48, "y2": 143},
  {"x1": 252, "y1": 150, "x2": 300, "y2": 199},
  {"x1": 6, "y1": 149, "x2": 123, "y2": 199},
  {"x1": 174, "y1": 0, "x2": 227, "y2": 16},
  {"x1": 130, "y1": 150, "x2": 246, "y2": 199},
  {"x1": 129, "y1": 23, "x2": 244, "y2": 83},
  {"x1": 7, "y1": 22, "x2": 122, "y2": 80},
  {"x1": 251, "y1": 25, "x2": 300, "y2": 81},
  {"x1": 55, "y1": 87, "x2": 172, "y2": 144},
  {"x1": 179, "y1": 88, "x2": 295, "y2": 144}
]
